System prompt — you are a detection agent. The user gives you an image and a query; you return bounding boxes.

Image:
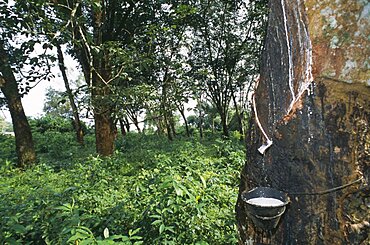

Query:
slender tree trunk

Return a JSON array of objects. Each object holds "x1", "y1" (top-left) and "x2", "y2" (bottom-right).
[
  {"x1": 198, "y1": 109, "x2": 204, "y2": 138},
  {"x1": 155, "y1": 115, "x2": 164, "y2": 135},
  {"x1": 236, "y1": 0, "x2": 369, "y2": 244},
  {"x1": 133, "y1": 119, "x2": 141, "y2": 133},
  {"x1": 212, "y1": 118, "x2": 215, "y2": 133},
  {"x1": 169, "y1": 112, "x2": 176, "y2": 138},
  {"x1": 178, "y1": 107, "x2": 190, "y2": 137},
  {"x1": 56, "y1": 44, "x2": 84, "y2": 146},
  {"x1": 0, "y1": 42, "x2": 36, "y2": 168},
  {"x1": 123, "y1": 117, "x2": 130, "y2": 133},
  {"x1": 126, "y1": 108, "x2": 142, "y2": 133},
  {"x1": 119, "y1": 119, "x2": 126, "y2": 137},
  {"x1": 129, "y1": 114, "x2": 141, "y2": 133},
  {"x1": 231, "y1": 92, "x2": 243, "y2": 137},
  {"x1": 163, "y1": 111, "x2": 173, "y2": 141},
  {"x1": 220, "y1": 110, "x2": 229, "y2": 137},
  {"x1": 161, "y1": 77, "x2": 173, "y2": 141}
]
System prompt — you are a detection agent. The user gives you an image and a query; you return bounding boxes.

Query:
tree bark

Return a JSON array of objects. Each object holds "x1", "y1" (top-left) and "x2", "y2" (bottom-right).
[
  {"x1": 92, "y1": 69, "x2": 115, "y2": 156},
  {"x1": 197, "y1": 101, "x2": 204, "y2": 138},
  {"x1": 91, "y1": 1, "x2": 115, "y2": 156},
  {"x1": 161, "y1": 76, "x2": 173, "y2": 141},
  {"x1": 163, "y1": 111, "x2": 173, "y2": 141},
  {"x1": 71, "y1": 0, "x2": 116, "y2": 156},
  {"x1": 169, "y1": 112, "x2": 176, "y2": 138},
  {"x1": 0, "y1": 42, "x2": 36, "y2": 168},
  {"x1": 119, "y1": 118, "x2": 126, "y2": 137},
  {"x1": 231, "y1": 91, "x2": 244, "y2": 138},
  {"x1": 56, "y1": 44, "x2": 84, "y2": 146},
  {"x1": 220, "y1": 109, "x2": 229, "y2": 137},
  {"x1": 178, "y1": 107, "x2": 190, "y2": 137},
  {"x1": 236, "y1": 0, "x2": 369, "y2": 244},
  {"x1": 123, "y1": 116, "x2": 131, "y2": 133}
]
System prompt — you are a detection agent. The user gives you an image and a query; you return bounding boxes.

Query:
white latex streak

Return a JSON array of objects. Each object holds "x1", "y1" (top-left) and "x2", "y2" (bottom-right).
[
  {"x1": 281, "y1": 0, "x2": 295, "y2": 112},
  {"x1": 285, "y1": 0, "x2": 314, "y2": 115},
  {"x1": 252, "y1": 88, "x2": 273, "y2": 155}
]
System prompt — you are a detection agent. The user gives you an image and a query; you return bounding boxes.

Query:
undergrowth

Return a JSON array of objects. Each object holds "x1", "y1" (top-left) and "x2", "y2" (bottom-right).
[{"x1": 0, "y1": 131, "x2": 245, "y2": 244}]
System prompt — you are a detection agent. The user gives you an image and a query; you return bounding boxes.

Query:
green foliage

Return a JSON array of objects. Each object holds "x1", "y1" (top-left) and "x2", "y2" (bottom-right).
[
  {"x1": 0, "y1": 117, "x2": 12, "y2": 132},
  {"x1": 0, "y1": 131, "x2": 245, "y2": 244},
  {"x1": 0, "y1": 134, "x2": 17, "y2": 164},
  {"x1": 43, "y1": 87, "x2": 73, "y2": 118},
  {"x1": 30, "y1": 115, "x2": 88, "y2": 134},
  {"x1": 22, "y1": 116, "x2": 93, "y2": 168},
  {"x1": 30, "y1": 116, "x2": 73, "y2": 133}
]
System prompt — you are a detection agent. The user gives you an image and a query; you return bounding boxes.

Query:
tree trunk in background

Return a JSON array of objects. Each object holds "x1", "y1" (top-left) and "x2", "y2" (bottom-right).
[
  {"x1": 198, "y1": 105, "x2": 204, "y2": 139},
  {"x1": 169, "y1": 112, "x2": 176, "y2": 138},
  {"x1": 179, "y1": 108, "x2": 190, "y2": 137},
  {"x1": 119, "y1": 119, "x2": 127, "y2": 137},
  {"x1": 236, "y1": 0, "x2": 369, "y2": 244},
  {"x1": 161, "y1": 77, "x2": 173, "y2": 141},
  {"x1": 133, "y1": 119, "x2": 141, "y2": 133},
  {"x1": 123, "y1": 117, "x2": 131, "y2": 133},
  {"x1": 0, "y1": 42, "x2": 36, "y2": 168},
  {"x1": 91, "y1": 2, "x2": 115, "y2": 156},
  {"x1": 220, "y1": 110, "x2": 229, "y2": 137},
  {"x1": 164, "y1": 111, "x2": 173, "y2": 141},
  {"x1": 56, "y1": 44, "x2": 84, "y2": 146},
  {"x1": 92, "y1": 71, "x2": 115, "y2": 156},
  {"x1": 232, "y1": 92, "x2": 244, "y2": 137}
]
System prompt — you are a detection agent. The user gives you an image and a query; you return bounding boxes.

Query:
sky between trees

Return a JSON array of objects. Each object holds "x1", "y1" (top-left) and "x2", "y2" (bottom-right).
[{"x1": 1, "y1": 44, "x2": 79, "y2": 122}]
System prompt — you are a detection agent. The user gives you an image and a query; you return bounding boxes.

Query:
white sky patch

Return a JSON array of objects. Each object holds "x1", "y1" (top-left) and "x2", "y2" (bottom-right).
[{"x1": 2, "y1": 45, "x2": 80, "y2": 122}]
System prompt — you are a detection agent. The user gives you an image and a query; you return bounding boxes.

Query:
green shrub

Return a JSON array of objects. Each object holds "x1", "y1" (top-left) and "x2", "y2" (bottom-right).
[
  {"x1": 0, "y1": 134, "x2": 17, "y2": 165},
  {"x1": 30, "y1": 116, "x2": 74, "y2": 133},
  {"x1": 0, "y1": 133, "x2": 245, "y2": 244},
  {"x1": 30, "y1": 115, "x2": 89, "y2": 134}
]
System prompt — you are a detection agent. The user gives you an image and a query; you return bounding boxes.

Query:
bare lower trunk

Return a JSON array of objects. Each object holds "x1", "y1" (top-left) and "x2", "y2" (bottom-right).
[
  {"x1": 179, "y1": 108, "x2": 190, "y2": 137},
  {"x1": 91, "y1": 58, "x2": 115, "y2": 156},
  {"x1": 132, "y1": 118, "x2": 141, "y2": 133},
  {"x1": 94, "y1": 110, "x2": 115, "y2": 156},
  {"x1": 236, "y1": 0, "x2": 369, "y2": 244},
  {"x1": 220, "y1": 111, "x2": 229, "y2": 137},
  {"x1": 0, "y1": 42, "x2": 36, "y2": 168},
  {"x1": 119, "y1": 119, "x2": 126, "y2": 137},
  {"x1": 232, "y1": 92, "x2": 243, "y2": 137},
  {"x1": 164, "y1": 111, "x2": 173, "y2": 141},
  {"x1": 198, "y1": 110, "x2": 204, "y2": 138},
  {"x1": 169, "y1": 112, "x2": 176, "y2": 138}
]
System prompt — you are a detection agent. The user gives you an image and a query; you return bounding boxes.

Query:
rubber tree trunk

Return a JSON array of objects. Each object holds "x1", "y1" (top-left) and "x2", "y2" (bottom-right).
[
  {"x1": 56, "y1": 44, "x2": 84, "y2": 146},
  {"x1": 178, "y1": 107, "x2": 190, "y2": 137},
  {"x1": 92, "y1": 75, "x2": 115, "y2": 156},
  {"x1": 161, "y1": 77, "x2": 173, "y2": 141},
  {"x1": 0, "y1": 42, "x2": 36, "y2": 168},
  {"x1": 197, "y1": 103, "x2": 204, "y2": 139},
  {"x1": 91, "y1": 1, "x2": 115, "y2": 156},
  {"x1": 119, "y1": 119, "x2": 127, "y2": 137},
  {"x1": 169, "y1": 112, "x2": 176, "y2": 138},
  {"x1": 236, "y1": 0, "x2": 369, "y2": 244},
  {"x1": 220, "y1": 110, "x2": 229, "y2": 137},
  {"x1": 232, "y1": 92, "x2": 244, "y2": 138}
]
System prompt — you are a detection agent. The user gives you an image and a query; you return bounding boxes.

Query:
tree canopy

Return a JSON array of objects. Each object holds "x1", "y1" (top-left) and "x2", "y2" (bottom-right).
[{"x1": 0, "y1": 0, "x2": 268, "y2": 158}]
